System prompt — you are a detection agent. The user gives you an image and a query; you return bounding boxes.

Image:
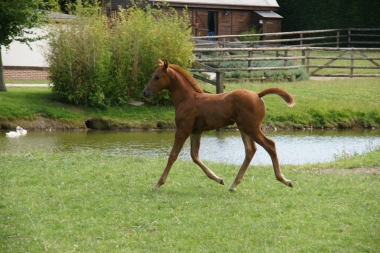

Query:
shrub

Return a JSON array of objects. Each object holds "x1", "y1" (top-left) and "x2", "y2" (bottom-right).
[
  {"x1": 238, "y1": 26, "x2": 261, "y2": 42},
  {"x1": 107, "y1": 4, "x2": 194, "y2": 105},
  {"x1": 46, "y1": 5, "x2": 111, "y2": 107},
  {"x1": 46, "y1": 2, "x2": 194, "y2": 107}
]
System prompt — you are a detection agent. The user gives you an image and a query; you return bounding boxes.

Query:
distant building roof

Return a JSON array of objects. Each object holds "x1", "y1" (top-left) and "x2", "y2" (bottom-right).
[
  {"x1": 151, "y1": 0, "x2": 279, "y2": 8},
  {"x1": 47, "y1": 12, "x2": 76, "y2": 23},
  {"x1": 254, "y1": 10, "x2": 283, "y2": 18}
]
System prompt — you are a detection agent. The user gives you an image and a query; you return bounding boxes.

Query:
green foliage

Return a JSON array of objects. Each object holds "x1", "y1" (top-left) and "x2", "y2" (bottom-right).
[
  {"x1": 106, "y1": 4, "x2": 193, "y2": 105},
  {"x1": 47, "y1": 2, "x2": 194, "y2": 107},
  {"x1": 0, "y1": 0, "x2": 50, "y2": 47},
  {"x1": 238, "y1": 26, "x2": 261, "y2": 41},
  {"x1": 277, "y1": 0, "x2": 380, "y2": 31},
  {"x1": 46, "y1": 5, "x2": 111, "y2": 107}
]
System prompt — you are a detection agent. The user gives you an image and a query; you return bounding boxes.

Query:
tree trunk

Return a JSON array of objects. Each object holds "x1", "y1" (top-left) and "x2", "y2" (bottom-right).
[{"x1": 0, "y1": 48, "x2": 7, "y2": 92}]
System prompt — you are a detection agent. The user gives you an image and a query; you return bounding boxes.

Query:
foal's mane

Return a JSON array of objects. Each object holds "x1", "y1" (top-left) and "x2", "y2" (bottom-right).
[{"x1": 169, "y1": 64, "x2": 204, "y2": 93}]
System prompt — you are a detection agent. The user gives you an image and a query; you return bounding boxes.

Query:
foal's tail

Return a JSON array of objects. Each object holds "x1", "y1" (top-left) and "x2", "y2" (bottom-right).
[{"x1": 258, "y1": 88, "x2": 295, "y2": 107}]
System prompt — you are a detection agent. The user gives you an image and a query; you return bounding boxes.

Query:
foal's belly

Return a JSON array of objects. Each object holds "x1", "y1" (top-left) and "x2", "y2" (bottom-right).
[{"x1": 192, "y1": 114, "x2": 235, "y2": 133}]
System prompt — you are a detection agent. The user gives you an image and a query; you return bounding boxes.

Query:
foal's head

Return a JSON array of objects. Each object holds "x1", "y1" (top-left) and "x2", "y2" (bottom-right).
[
  {"x1": 143, "y1": 59, "x2": 203, "y2": 99},
  {"x1": 143, "y1": 59, "x2": 171, "y2": 99}
]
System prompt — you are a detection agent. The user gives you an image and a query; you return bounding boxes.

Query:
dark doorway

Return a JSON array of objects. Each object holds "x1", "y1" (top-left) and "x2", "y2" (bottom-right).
[{"x1": 208, "y1": 12, "x2": 217, "y2": 36}]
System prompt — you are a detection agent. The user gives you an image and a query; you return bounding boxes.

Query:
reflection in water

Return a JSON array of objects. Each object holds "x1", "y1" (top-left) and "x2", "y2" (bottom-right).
[{"x1": 1, "y1": 129, "x2": 379, "y2": 165}]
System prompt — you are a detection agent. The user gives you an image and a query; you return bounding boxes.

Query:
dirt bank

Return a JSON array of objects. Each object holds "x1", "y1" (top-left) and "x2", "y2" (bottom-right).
[{"x1": 1, "y1": 116, "x2": 378, "y2": 131}]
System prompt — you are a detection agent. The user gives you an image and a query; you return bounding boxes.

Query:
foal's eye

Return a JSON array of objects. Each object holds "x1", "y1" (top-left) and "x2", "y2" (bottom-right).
[{"x1": 154, "y1": 76, "x2": 160, "y2": 81}]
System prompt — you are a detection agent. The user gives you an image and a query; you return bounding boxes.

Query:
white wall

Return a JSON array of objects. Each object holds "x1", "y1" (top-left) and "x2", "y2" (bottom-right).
[{"x1": 2, "y1": 28, "x2": 49, "y2": 67}]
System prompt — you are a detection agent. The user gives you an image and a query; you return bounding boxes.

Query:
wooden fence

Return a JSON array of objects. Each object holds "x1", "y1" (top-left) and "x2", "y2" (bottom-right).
[
  {"x1": 191, "y1": 28, "x2": 380, "y2": 48},
  {"x1": 191, "y1": 29, "x2": 380, "y2": 93},
  {"x1": 192, "y1": 47, "x2": 380, "y2": 77}
]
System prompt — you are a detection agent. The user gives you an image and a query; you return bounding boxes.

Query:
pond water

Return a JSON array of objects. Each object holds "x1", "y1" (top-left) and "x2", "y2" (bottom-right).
[{"x1": 1, "y1": 129, "x2": 379, "y2": 165}]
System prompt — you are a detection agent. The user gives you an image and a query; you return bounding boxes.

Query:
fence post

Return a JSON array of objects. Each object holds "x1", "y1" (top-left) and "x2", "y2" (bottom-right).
[
  {"x1": 300, "y1": 33, "x2": 303, "y2": 46},
  {"x1": 350, "y1": 49, "x2": 354, "y2": 78},
  {"x1": 337, "y1": 31, "x2": 340, "y2": 48},
  {"x1": 348, "y1": 29, "x2": 351, "y2": 47},
  {"x1": 302, "y1": 49, "x2": 305, "y2": 66},
  {"x1": 284, "y1": 50, "x2": 288, "y2": 66},
  {"x1": 216, "y1": 71, "x2": 224, "y2": 93},
  {"x1": 248, "y1": 50, "x2": 252, "y2": 69},
  {"x1": 306, "y1": 48, "x2": 310, "y2": 74}
]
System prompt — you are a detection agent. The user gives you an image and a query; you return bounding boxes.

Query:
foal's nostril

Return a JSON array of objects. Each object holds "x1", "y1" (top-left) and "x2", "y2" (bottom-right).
[{"x1": 143, "y1": 89, "x2": 151, "y2": 98}]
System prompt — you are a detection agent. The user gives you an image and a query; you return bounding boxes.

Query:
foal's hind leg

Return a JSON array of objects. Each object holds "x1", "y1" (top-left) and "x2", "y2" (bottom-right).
[
  {"x1": 229, "y1": 132, "x2": 257, "y2": 191},
  {"x1": 190, "y1": 133, "x2": 225, "y2": 185},
  {"x1": 249, "y1": 129, "x2": 293, "y2": 187}
]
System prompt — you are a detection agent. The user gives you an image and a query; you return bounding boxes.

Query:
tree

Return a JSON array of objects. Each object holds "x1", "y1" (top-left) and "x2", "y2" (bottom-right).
[{"x1": 0, "y1": 0, "x2": 52, "y2": 92}]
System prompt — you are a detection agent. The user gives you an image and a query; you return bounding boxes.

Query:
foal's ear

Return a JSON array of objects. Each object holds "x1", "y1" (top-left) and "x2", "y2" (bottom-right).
[
  {"x1": 158, "y1": 58, "x2": 164, "y2": 67},
  {"x1": 163, "y1": 59, "x2": 169, "y2": 70}
]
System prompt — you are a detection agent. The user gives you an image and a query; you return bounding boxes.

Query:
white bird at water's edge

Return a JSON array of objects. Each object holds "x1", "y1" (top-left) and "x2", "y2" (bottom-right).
[{"x1": 5, "y1": 126, "x2": 27, "y2": 138}]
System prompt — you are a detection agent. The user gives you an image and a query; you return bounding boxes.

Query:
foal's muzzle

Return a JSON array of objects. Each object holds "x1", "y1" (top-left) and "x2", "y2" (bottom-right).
[{"x1": 143, "y1": 88, "x2": 154, "y2": 98}]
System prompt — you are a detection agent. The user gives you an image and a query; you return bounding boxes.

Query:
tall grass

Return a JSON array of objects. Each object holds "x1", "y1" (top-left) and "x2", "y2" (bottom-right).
[
  {"x1": 46, "y1": 2, "x2": 194, "y2": 107},
  {"x1": 47, "y1": 5, "x2": 110, "y2": 107},
  {"x1": 107, "y1": 4, "x2": 193, "y2": 105}
]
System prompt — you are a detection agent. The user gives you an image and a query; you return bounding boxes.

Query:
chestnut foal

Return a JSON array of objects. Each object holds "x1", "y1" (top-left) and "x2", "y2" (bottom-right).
[{"x1": 143, "y1": 59, "x2": 295, "y2": 191}]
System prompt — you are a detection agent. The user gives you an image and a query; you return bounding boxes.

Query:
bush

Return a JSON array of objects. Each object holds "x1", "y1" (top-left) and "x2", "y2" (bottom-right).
[
  {"x1": 238, "y1": 26, "x2": 261, "y2": 42},
  {"x1": 46, "y1": 5, "x2": 111, "y2": 107},
  {"x1": 46, "y1": 2, "x2": 194, "y2": 107}
]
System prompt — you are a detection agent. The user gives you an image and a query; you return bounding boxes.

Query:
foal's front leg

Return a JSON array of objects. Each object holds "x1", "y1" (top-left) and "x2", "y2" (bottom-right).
[
  {"x1": 190, "y1": 133, "x2": 225, "y2": 185},
  {"x1": 153, "y1": 129, "x2": 189, "y2": 189}
]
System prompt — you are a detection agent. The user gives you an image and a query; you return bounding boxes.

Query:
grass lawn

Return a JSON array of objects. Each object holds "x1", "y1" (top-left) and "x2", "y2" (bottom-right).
[
  {"x1": 0, "y1": 86, "x2": 175, "y2": 129},
  {"x1": 1, "y1": 148, "x2": 379, "y2": 252},
  {"x1": 1, "y1": 77, "x2": 380, "y2": 130},
  {"x1": 305, "y1": 50, "x2": 380, "y2": 76},
  {"x1": 203, "y1": 77, "x2": 380, "y2": 128}
]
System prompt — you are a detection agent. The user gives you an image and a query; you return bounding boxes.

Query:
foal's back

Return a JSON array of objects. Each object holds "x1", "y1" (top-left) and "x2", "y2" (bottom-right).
[{"x1": 189, "y1": 89, "x2": 266, "y2": 132}]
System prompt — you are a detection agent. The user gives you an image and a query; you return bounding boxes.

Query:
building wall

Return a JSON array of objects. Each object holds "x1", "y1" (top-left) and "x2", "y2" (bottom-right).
[
  {"x1": 230, "y1": 11, "x2": 252, "y2": 35},
  {"x1": 2, "y1": 27, "x2": 49, "y2": 80},
  {"x1": 172, "y1": 7, "x2": 282, "y2": 39},
  {"x1": 218, "y1": 10, "x2": 232, "y2": 35},
  {"x1": 252, "y1": 12, "x2": 282, "y2": 40},
  {"x1": 177, "y1": 7, "x2": 254, "y2": 37},
  {"x1": 3, "y1": 66, "x2": 49, "y2": 80}
]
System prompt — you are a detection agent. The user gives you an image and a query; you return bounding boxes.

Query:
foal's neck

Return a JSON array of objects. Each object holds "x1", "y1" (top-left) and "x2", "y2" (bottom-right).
[{"x1": 168, "y1": 68, "x2": 199, "y2": 107}]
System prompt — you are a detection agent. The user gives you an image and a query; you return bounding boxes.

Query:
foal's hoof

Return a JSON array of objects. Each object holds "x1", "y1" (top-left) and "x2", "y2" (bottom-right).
[
  {"x1": 219, "y1": 178, "x2": 225, "y2": 185},
  {"x1": 152, "y1": 184, "x2": 161, "y2": 190},
  {"x1": 286, "y1": 180, "x2": 293, "y2": 188}
]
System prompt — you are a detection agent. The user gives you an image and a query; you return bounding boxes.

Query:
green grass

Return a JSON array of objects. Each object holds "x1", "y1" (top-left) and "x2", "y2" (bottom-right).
[
  {"x1": 1, "y1": 148, "x2": 379, "y2": 252},
  {"x1": 306, "y1": 50, "x2": 380, "y2": 76},
  {"x1": 203, "y1": 77, "x2": 380, "y2": 128},
  {"x1": 0, "y1": 87, "x2": 175, "y2": 129},
  {"x1": 1, "y1": 77, "x2": 380, "y2": 130}
]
